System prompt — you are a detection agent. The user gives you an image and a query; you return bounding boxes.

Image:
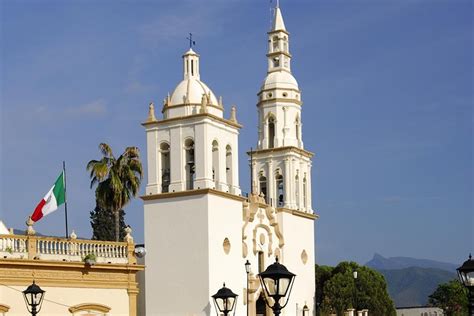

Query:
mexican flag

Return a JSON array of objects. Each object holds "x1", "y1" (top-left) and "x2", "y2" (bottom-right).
[{"x1": 31, "y1": 172, "x2": 65, "y2": 222}]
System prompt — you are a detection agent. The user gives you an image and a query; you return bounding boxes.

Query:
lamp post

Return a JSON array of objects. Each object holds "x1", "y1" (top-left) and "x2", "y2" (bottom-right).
[
  {"x1": 245, "y1": 260, "x2": 251, "y2": 316},
  {"x1": 353, "y1": 270, "x2": 358, "y2": 313},
  {"x1": 258, "y1": 257, "x2": 296, "y2": 316},
  {"x1": 212, "y1": 283, "x2": 238, "y2": 316},
  {"x1": 457, "y1": 254, "x2": 474, "y2": 316},
  {"x1": 22, "y1": 281, "x2": 45, "y2": 316}
]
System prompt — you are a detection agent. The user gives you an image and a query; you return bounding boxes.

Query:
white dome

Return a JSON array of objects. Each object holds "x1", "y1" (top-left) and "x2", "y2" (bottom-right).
[
  {"x1": 169, "y1": 78, "x2": 219, "y2": 106},
  {"x1": 261, "y1": 70, "x2": 299, "y2": 91}
]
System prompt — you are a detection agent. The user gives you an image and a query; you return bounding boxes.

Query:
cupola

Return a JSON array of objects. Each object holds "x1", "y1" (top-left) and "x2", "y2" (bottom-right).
[{"x1": 163, "y1": 48, "x2": 223, "y2": 119}]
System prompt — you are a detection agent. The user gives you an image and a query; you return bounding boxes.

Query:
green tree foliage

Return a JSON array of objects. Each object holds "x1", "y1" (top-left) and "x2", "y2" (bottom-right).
[
  {"x1": 316, "y1": 261, "x2": 396, "y2": 316},
  {"x1": 428, "y1": 279, "x2": 468, "y2": 316},
  {"x1": 90, "y1": 205, "x2": 126, "y2": 241},
  {"x1": 87, "y1": 143, "x2": 143, "y2": 241}
]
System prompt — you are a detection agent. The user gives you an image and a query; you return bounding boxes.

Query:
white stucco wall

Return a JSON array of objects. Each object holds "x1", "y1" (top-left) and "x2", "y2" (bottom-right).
[
  {"x1": 143, "y1": 192, "x2": 244, "y2": 316},
  {"x1": 278, "y1": 212, "x2": 316, "y2": 315},
  {"x1": 0, "y1": 286, "x2": 129, "y2": 315}
]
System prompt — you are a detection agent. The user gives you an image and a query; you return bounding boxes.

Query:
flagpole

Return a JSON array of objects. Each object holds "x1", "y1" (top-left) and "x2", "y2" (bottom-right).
[{"x1": 63, "y1": 161, "x2": 69, "y2": 238}]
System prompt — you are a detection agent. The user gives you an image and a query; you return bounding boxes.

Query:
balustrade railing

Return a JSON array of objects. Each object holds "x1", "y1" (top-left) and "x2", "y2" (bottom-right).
[{"x1": 0, "y1": 233, "x2": 135, "y2": 264}]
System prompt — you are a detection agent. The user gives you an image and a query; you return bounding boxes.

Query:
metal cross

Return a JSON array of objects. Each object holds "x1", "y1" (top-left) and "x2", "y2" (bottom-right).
[{"x1": 187, "y1": 33, "x2": 196, "y2": 48}]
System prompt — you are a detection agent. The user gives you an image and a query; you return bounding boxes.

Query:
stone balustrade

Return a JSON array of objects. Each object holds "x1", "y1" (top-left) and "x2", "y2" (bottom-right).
[{"x1": 0, "y1": 232, "x2": 136, "y2": 265}]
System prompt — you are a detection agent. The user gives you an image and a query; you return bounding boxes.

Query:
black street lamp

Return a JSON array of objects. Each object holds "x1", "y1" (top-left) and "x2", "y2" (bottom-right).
[
  {"x1": 23, "y1": 281, "x2": 45, "y2": 316},
  {"x1": 258, "y1": 257, "x2": 296, "y2": 316},
  {"x1": 212, "y1": 283, "x2": 238, "y2": 316},
  {"x1": 245, "y1": 260, "x2": 251, "y2": 316},
  {"x1": 457, "y1": 254, "x2": 474, "y2": 316}
]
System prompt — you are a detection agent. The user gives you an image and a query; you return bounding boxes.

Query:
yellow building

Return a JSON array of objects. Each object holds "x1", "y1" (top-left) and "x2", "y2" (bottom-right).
[{"x1": 0, "y1": 222, "x2": 144, "y2": 316}]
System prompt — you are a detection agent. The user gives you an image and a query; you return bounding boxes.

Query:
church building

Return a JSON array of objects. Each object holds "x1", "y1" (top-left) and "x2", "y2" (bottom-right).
[{"x1": 141, "y1": 4, "x2": 317, "y2": 316}]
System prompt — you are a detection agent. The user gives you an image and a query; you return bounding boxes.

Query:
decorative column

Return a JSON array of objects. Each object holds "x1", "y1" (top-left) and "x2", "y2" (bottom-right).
[
  {"x1": 282, "y1": 107, "x2": 289, "y2": 146},
  {"x1": 299, "y1": 162, "x2": 304, "y2": 209},
  {"x1": 263, "y1": 119, "x2": 269, "y2": 150},
  {"x1": 307, "y1": 163, "x2": 313, "y2": 212},
  {"x1": 283, "y1": 158, "x2": 290, "y2": 208},
  {"x1": 267, "y1": 161, "x2": 274, "y2": 207}
]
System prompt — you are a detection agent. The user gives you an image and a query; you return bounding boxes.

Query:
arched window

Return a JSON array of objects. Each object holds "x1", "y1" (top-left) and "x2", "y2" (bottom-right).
[
  {"x1": 276, "y1": 173, "x2": 284, "y2": 207},
  {"x1": 184, "y1": 139, "x2": 195, "y2": 190},
  {"x1": 160, "y1": 143, "x2": 170, "y2": 193},
  {"x1": 259, "y1": 174, "x2": 267, "y2": 203},
  {"x1": 295, "y1": 173, "x2": 299, "y2": 208},
  {"x1": 272, "y1": 36, "x2": 279, "y2": 52},
  {"x1": 268, "y1": 116, "x2": 275, "y2": 148},
  {"x1": 226, "y1": 145, "x2": 232, "y2": 188},
  {"x1": 69, "y1": 303, "x2": 111, "y2": 316},
  {"x1": 303, "y1": 175, "x2": 307, "y2": 209},
  {"x1": 212, "y1": 140, "x2": 219, "y2": 187},
  {"x1": 283, "y1": 36, "x2": 288, "y2": 52}
]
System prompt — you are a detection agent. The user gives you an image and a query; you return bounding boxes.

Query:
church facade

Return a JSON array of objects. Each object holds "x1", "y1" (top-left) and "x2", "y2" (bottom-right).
[{"x1": 141, "y1": 5, "x2": 317, "y2": 316}]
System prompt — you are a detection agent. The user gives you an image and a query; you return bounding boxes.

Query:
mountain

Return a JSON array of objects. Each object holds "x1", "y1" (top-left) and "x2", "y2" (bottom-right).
[
  {"x1": 365, "y1": 254, "x2": 458, "y2": 307},
  {"x1": 366, "y1": 253, "x2": 458, "y2": 272},
  {"x1": 379, "y1": 267, "x2": 456, "y2": 307}
]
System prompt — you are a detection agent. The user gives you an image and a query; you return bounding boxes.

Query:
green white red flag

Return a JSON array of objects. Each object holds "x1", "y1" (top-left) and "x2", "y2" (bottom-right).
[{"x1": 31, "y1": 172, "x2": 65, "y2": 222}]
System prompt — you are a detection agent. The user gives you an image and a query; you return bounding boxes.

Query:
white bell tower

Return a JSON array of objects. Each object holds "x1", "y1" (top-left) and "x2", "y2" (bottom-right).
[{"x1": 252, "y1": 4, "x2": 313, "y2": 213}]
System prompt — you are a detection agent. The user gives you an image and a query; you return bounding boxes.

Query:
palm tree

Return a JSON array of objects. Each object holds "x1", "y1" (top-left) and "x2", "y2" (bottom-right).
[{"x1": 87, "y1": 143, "x2": 143, "y2": 241}]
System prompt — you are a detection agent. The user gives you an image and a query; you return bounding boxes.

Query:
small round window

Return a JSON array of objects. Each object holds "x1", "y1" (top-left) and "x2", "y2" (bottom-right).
[
  {"x1": 282, "y1": 92, "x2": 288, "y2": 97},
  {"x1": 268, "y1": 93, "x2": 273, "y2": 98}
]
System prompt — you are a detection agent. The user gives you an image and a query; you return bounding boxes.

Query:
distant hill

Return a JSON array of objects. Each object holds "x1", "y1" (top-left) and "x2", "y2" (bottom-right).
[
  {"x1": 365, "y1": 254, "x2": 457, "y2": 307},
  {"x1": 379, "y1": 267, "x2": 456, "y2": 307},
  {"x1": 366, "y1": 253, "x2": 458, "y2": 272}
]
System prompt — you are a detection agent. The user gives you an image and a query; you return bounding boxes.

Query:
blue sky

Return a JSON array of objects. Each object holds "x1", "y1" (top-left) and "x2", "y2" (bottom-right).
[{"x1": 1, "y1": 0, "x2": 472, "y2": 266}]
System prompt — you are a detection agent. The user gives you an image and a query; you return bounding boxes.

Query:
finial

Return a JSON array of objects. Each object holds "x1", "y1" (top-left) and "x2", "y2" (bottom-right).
[
  {"x1": 187, "y1": 33, "x2": 196, "y2": 49},
  {"x1": 26, "y1": 216, "x2": 35, "y2": 236},
  {"x1": 124, "y1": 225, "x2": 134, "y2": 243},
  {"x1": 470, "y1": 253, "x2": 472, "y2": 260},
  {"x1": 218, "y1": 96, "x2": 223, "y2": 108},
  {"x1": 70, "y1": 230, "x2": 77, "y2": 240},
  {"x1": 229, "y1": 105, "x2": 237, "y2": 123},
  {"x1": 146, "y1": 102, "x2": 157, "y2": 122},
  {"x1": 200, "y1": 93, "x2": 208, "y2": 113},
  {"x1": 276, "y1": 0, "x2": 280, "y2": 8}
]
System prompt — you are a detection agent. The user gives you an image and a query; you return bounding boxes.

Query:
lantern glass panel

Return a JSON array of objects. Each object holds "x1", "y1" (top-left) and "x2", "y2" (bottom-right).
[
  {"x1": 467, "y1": 271, "x2": 474, "y2": 286},
  {"x1": 216, "y1": 298, "x2": 225, "y2": 312},
  {"x1": 264, "y1": 278, "x2": 277, "y2": 296},
  {"x1": 33, "y1": 293, "x2": 43, "y2": 305},
  {"x1": 226, "y1": 297, "x2": 235, "y2": 310},
  {"x1": 278, "y1": 278, "x2": 291, "y2": 296}
]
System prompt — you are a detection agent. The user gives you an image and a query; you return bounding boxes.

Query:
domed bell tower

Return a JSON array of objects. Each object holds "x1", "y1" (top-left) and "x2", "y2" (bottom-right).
[
  {"x1": 252, "y1": 5, "x2": 313, "y2": 213},
  {"x1": 141, "y1": 46, "x2": 245, "y2": 315},
  {"x1": 249, "y1": 6, "x2": 317, "y2": 313}
]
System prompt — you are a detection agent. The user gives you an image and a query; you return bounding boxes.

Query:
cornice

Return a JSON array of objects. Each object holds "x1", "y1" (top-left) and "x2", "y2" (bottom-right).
[
  {"x1": 0, "y1": 258, "x2": 144, "y2": 271},
  {"x1": 276, "y1": 207, "x2": 318, "y2": 220},
  {"x1": 248, "y1": 146, "x2": 314, "y2": 158},
  {"x1": 141, "y1": 188, "x2": 247, "y2": 202},
  {"x1": 257, "y1": 98, "x2": 302, "y2": 107},
  {"x1": 162, "y1": 102, "x2": 223, "y2": 113},
  {"x1": 267, "y1": 29, "x2": 290, "y2": 36},
  {"x1": 142, "y1": 112, "x2": 242, "y2": 129},
  {"x1": 266, "y1": 51, "x2": 292, "y2": 59},
  {"x1": 0, "y1": 258, "x2": 144, "y2": 289},
  {"x1": 258, "y1": 87, "x2": 301, "y2": 95}
]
